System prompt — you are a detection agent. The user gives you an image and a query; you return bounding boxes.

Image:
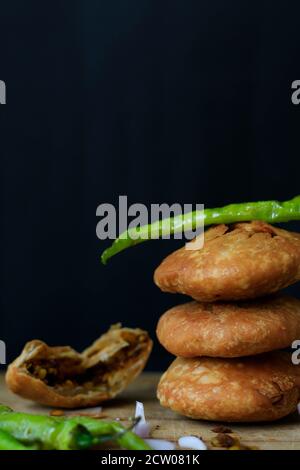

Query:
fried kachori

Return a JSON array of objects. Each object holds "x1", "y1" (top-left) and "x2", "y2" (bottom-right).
[
  {"x1": 6, "y1": 324, "x2": 152, "y2": 408},
  {"x1": 157, "y1": 353, "x2": 300, "y2": 422},
  {"x1": 154, "y1": 221, "x2": 300, "y2": 302},
  {"x1": 157, "y1": 295, "x2": 300, "y2": 357}
]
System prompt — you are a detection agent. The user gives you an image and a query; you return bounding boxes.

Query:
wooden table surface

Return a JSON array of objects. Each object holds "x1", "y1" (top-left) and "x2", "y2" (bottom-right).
[{"x1": 1, "y1": 372, "x2": 300, "y2": 450}]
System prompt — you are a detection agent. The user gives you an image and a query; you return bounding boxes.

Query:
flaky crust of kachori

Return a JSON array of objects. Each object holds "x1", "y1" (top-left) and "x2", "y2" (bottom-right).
[
  {"x1": 157, "y1": 295, "x2": 300, "y2": 358},
  {"x1": 6, "y1": 325, "x2": 152, "y2": 408},
  {"x1": 157, "y1": 353, "x2": 300, "y2": 422},
  {"x1": 154, "y1": 221, "x2": 300, "y2": 301}
]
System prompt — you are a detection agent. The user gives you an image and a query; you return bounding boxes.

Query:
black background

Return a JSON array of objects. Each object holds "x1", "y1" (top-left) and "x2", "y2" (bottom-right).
[{"x1": 0, "y1": 0, "x2": 300, "y2": 371}]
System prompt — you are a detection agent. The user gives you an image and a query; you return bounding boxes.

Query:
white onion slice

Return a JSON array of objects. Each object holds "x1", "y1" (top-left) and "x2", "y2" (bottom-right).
[
  {"x1": 135, "y1": 401, "x2": 146, "y2": 421},
  {"x1": 178, "y1": 435, "x2": 207, "y2": 450},
  {"x1": 134, "y1": 422, "x2": 151, "y2": 439},
  {"x1": 133, "y1": 401, "x2": 151, "y2": 438},
  {"x1": 145, "y1": 439, "x2": 176, "y2": 450}
]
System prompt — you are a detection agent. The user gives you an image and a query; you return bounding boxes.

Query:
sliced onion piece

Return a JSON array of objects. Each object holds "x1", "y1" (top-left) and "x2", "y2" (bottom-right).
[
  {"x1": 178, "y1": 435, "x2": 207, "y2": 450},
  {"x1": 135, "y1": 401, "x2": 146, "y2": 421},
  {"x1": 133, "y1": 401, "x2": 150, "y2": 438},
  {"x1": 145, "y1": 439, "x2": 176, "y2": 450}
]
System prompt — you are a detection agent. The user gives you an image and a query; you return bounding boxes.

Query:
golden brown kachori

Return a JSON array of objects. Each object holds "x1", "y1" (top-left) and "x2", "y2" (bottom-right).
[{"x1": 154, "y1": 222, "x2": 300, "y2": 302}]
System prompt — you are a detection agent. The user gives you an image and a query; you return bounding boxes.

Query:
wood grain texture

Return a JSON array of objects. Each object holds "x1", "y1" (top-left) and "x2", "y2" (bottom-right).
[{"x1": 1, "y1": 372, "x2": 300, "y2": 450}]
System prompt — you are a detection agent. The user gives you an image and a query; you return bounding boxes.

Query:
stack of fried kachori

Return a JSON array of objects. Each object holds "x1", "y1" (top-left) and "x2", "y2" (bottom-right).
[{"x1": 155, "y1": 221, "x2": 300, "y2": 422}]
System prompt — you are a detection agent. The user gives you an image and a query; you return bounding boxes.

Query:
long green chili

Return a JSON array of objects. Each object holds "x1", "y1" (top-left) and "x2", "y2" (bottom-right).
[
  {"x1": 101, "y1": 195, "x2": 300, "y2": 264},
  {"x1": 67, "y1": 416, "x2": 151, "y2": 450},
  {"x1": 0, "y1": 429, "x2": 38, "y2": 450},
  {"x1": 0, "y1": 405, "x2": 151, "y2": 450},
  {"x1": 0, "y1": 405, "x2": 92, "y2": 450}
]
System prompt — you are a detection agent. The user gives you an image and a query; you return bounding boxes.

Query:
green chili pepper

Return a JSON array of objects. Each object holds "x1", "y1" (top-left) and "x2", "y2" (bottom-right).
[
  {"x1": 0, "y1": 406, "x2": 92, "y2": 450},
  {"x1": 100, "y1": 195, "x2": 300, "y2": 264},
  {"x1": 63, "y1": 417, "x2": 151, "y2": 450},
  {"x1": 0, "y1": 405, "x2": 13, "y2": 414},
  {"x1": 0, "y1": 405, "x2": 150, "y2": 450},
  {"x1": 0, "y1": 429, "x2": 38, "y2": 450}
]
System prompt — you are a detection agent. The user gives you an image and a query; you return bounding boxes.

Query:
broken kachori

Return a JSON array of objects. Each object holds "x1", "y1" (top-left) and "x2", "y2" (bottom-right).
[{"x1": 6, "y1": 324, "x2": 152, "y2": 408}]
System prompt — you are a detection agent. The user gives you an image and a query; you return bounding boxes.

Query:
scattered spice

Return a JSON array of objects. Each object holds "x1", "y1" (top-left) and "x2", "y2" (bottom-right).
[
  {"x1": 229, "y1": 442, "x2": 260, "y2": 451},
  {"x1": 50, "y1": 409, "x2": 65, "y2": 417},
  {"x1": 72, "y1": 412, "x2": 107, "y2": 419},
  {"x1": 210, "y1": 432, "x2": 259, "y2": 450},
  {"x1": 211, "y1": 425, "x2": 232, "y2": 434},
  {"x1": 65, "y1": 406, "x2": 104, "y2": 419},
  {"x1": 211, "y1": 433, "x2": 235, "y2": 448}
]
